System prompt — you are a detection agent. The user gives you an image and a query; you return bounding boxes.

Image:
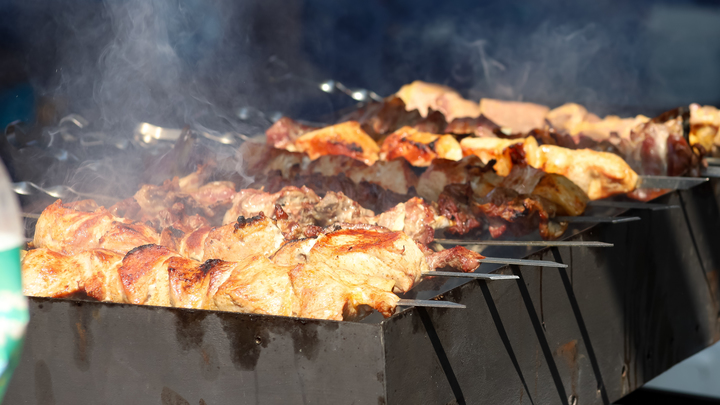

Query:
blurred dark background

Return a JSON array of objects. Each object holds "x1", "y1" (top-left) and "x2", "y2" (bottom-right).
[{"x1": 0, "y1": 0, "x2": 719, "y2": 133}]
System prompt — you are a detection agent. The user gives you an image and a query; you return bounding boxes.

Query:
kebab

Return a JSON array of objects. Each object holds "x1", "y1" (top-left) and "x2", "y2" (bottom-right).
[{"x1": 24, "y1": 203, "x2": 497, "y2": 321}]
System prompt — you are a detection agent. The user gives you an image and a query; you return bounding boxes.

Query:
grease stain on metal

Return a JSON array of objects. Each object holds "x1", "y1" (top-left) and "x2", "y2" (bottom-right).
[
  {"x1": 173, "y1": 309, "x2": 208, "y2": 351},
  {"x1": 161, "y1": 386, "x2": 190, "y2": 405},
  {"x1": 70, "y1": 304, "x2": 93, "y2": 371}
]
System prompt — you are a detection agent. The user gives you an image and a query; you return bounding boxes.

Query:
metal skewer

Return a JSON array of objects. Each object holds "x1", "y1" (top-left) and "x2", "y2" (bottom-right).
[
  {"x1": 479, "y1": 256, "x2": 567, "y2": 268},
  {"x1": 705, "y1": 157, "x2": 720, "y2": 166},
  {"x1": 702, "y1": 166, "x2": 720, "y2": 177},
  {"x1": 423, "y1": 271, "x2": 519, "y2": 280},
  {"x1": 434, "y1": 239, "x2": 612, "y2": 247},
  {"x1": 397, "y1": 299, "x2": 466, "y2": 309},
  {"x1": 555, "y1": 216, "x2": 641, "y2": 224},
  {"x1": 588, "y1": 201, "x2": 679, "y2": 210},
  {"x1": 637, "y1": 175, "x2": 708, "y2": 190}
]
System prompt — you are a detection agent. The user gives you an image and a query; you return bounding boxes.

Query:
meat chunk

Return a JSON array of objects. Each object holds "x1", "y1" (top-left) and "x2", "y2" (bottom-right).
[
  {"x1": 522, "y1": 136, "x2": 638, "y2": 200},
  {"x1": 118, "y1": 244, "x2": 176, "y2": 307},
  {"x1": 294, "y1": 121, "x2": 380, "y2": 165},
  {"x1": 306, "y1": 155, "x2": 418, "y2": 195},
  {"x1": 380, "y1": 126, "x2": 462, "y2": 167},
  {"x1": 206, "y1": 255, "x2": 299, "y2": 316},
  {"x1": 34, "y1": 200, "x2": 159, "y2": 255},
  {"x1": 417, "y1": 155, "x2": 499, "y2": 202},
  {"x1": 265, "y1": 117, "x2": 319, "y2": 151},
  {"x1": 425, "y1": 246, "x2": 484, "y2": 273},
  {"x1": 396, "y1": 81, "x2": 480, "y2": 122},
  {"x1": 690, "y1": 103, "x2": 720, "y2": 154},
  {"x1": 204, "y1": 213, "x2": 285, "y2": 262},
  {"x1": 459, "y1": 137, "x2": 524, "y2": 176},
  {"x1": 478, "y1": 98, "x2": 550, "y2": 134},
  {"x1": 305, "y1": 228, "x2": 428, "y2": 293},
  {"x1": 289, "y1": 262, "x2": 399, "y2": 321}
]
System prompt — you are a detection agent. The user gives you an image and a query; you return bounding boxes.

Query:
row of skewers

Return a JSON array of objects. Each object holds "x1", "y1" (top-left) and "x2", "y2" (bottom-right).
[{"x1": 20, "y1": 81, "x2": 719, "y2": 321}]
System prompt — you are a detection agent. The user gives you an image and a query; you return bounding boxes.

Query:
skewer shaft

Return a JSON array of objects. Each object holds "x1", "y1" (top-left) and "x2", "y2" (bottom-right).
[
  {"x1": 705, "y1": 157, "x2": 720, "y2": 166},
  {"x1": 434, "y1": 239, "x2": 612, "y2": 247},
  {"x1": 397, "y1": 299, "x2": 465, "y2": 309},
  {"x1": 702, "y1": 166, "x2": 720, "y2": 178},
  {"x1": 555, "y1": 216, "x2": 641, "y2": 224},
  {"x1": 424, "y1": 271, "x2": 519, "y2": 280},
  {"x1": 480, "y1": 256, "x2": 568, "y2": 268},
  {"x1": 637, "y1": 175, "x2": 708, "y2": 190},
  {"x1": 588, "y1": 201, "x2": 679, "y2": 211}
]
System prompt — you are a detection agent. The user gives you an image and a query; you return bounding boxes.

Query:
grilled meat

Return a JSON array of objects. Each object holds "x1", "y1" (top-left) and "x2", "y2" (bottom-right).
[
  {"x1": 294, "y1": 121, "x2": 380, "y2": 165},
  {"x1": 380, "y1": 126, "x2": 462, "y2": 167},
  {"x1": 34, "y1": 199, "x2": 159, "y2": 255},
  {"x1": 396, "y1": 81, "x2": 480, "y2": 122},
  {"x1": 265, "y1": 117, "x2": 319, "y2": 151},
  {"x1": 690, "y1": 103, "x2": 720, "y2": 155}
]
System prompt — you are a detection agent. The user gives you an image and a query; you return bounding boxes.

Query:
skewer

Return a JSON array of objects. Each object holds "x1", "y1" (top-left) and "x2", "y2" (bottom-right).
[
  {"x1": 434, "y1": 239, "x2": 612, "y2": 247},
  {"x1": 705, "y1": 157, "x2": 720, "y2": 166},
  {"x1": 555, "y1": 216, "x2": 641, "y2": 224},
  {"x1": 702, "y1": 166, "x2": 720, "y2": 178},
  {"x1": 479, "y1": 256, "x2": 568, "y2": 268},
  {"x1": 637, "y1": 175, "x2": 708, "y2": 190},
  {"x1": 423, "y1": 271, "x2": 519, "y2": 280},
  {"x1": 397, "y1": 299, "x2": 466, "y2": 309},
  {"x1": 588, "y1": 201, "x2": 680, "y2": 210}
]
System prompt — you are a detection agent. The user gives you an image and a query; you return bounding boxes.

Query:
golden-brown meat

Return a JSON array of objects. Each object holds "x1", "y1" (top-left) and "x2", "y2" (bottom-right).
[
  {"x1": 546, "y1": 103, "x2": 649, "y2": 142},
  {"x1": 289, "y1": 262, "x2": 399, "y2": 321},
  {"x1": 459, "y1": 137, "x2": 524, "y2": 176},
  {"x1": 478, "y1": 98, "x2": 550, "y2": 134},
  {"x1": 203, "y1": 213, "x2": 285, "y2": 262},
  {"x1": 523, "y1": 136, "x2": 638, "y2": 200},
  {"x1": 689, "y1": 103, "x2": 720, "y2": 154},
  {"x1": 305, "y1": 228, "x2": 428, "y2": 293},
  {"x1": 33, "y1": 200, "x2": 116, "y2": 255},
  {"x1": 294, "y1": 121, "x2": 380, "y2": 165},
  {"x1": 118, "y1": 244, "x2": 176, "y2": 307},
  {"x1": 22, "y1": 248, "x2": 84, "y2": 298},
  {"x1": 396, "y1": 81, "x2": 480, "y2": 122},
  {"x1": 97, "y1": 222, "x2": 162, "y2": 254},
  {"x1": 33, "y1": 200, "x2": 159, "y2": 255},
  {"x1": 531, "y1": 174, "x2": 589, "y2": 216},
  {"x1": 22, "y1": 248, "x2": 126, "y2": 301},
  {"x1": 380, "y1": 126, "x2": 462, "y2": 167},
  {"x1": 270, "y1": 238, "x2": 318, "y2": 266},
  {"x1": 167, "y1": 256, "x2": 212, "y2": 309},
  {"x1": 208, "y1": 255, "x2": 299, "y2": 316}
]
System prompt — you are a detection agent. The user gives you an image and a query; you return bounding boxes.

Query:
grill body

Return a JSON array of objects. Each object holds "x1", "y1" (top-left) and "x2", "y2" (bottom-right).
[{"x1": 7, "y1": 182, "x2": 720, "y2": 405}]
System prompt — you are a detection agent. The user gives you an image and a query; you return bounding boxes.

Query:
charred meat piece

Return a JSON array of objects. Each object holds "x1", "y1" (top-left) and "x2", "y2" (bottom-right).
[
  {"x1": 380, "y1": 126, "x2": 462, "y2": 167},
  {"x1": 437, "y1": 183, "x2": 483, "y2": 236},
  {"x1": 473, "y1": 187, "x2": 567, "y2": 240},
  {"x1": 425, "y1": 246, "x2": 484, "y2": 273},
  {"x1": 445, "y1": 115, "x2": 504, "y2": 138},
  {"x1": 294, "y1": 121, "x2": 380, "y2": 166}
]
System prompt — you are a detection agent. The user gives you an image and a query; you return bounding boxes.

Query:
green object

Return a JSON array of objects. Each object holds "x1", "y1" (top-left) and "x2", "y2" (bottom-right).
[{"x1": 0, "y1": 246, "x2": 26, "y2": 402}]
